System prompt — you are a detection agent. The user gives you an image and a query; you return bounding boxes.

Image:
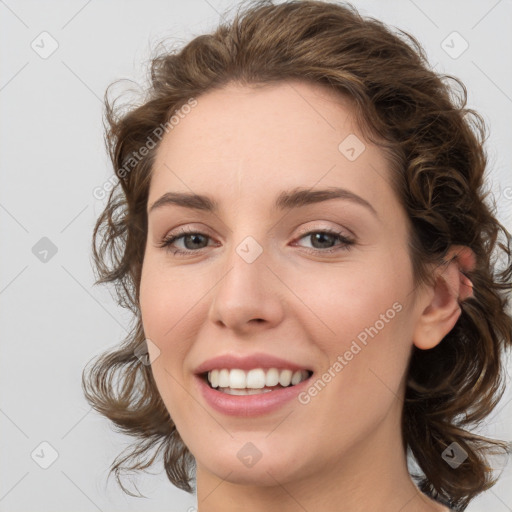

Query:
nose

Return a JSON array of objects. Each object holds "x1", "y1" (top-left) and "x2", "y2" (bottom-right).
[{"x1": 207, "y1": 237, "x2": 285, "y2": 334}]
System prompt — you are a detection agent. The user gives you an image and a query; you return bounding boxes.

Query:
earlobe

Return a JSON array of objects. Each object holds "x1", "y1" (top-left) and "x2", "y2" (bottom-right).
[{"x1": 413, "y1": 245, "x2": 476, "y2": 351}]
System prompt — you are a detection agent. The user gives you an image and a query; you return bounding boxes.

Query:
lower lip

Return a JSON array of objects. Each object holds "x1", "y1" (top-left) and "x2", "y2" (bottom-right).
[{"x1": 195, "y1": 374, "x2": 313, "y2": 417}]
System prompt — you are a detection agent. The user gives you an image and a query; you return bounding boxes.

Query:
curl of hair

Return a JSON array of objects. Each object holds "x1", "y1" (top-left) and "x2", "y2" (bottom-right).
[{"x1": 82, "y1": 0, "x2": 512, "y2": 508}]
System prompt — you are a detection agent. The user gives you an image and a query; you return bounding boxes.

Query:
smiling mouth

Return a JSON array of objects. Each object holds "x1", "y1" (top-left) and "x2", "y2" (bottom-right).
[{"x1": 201, "y1": 368, "x2": 313, "y2": 395}]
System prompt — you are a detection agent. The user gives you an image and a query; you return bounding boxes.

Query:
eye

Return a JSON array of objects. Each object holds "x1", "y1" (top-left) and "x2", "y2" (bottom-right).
[
  {"x1": 157, "y1": 226, "x2": 355, "y2": 256},
  {"x1": 293, "y1": 227, "x2": 355, "y2": 254},
  {"x1": 157, "y1": 226, "x2": 214, "y2": 256}
]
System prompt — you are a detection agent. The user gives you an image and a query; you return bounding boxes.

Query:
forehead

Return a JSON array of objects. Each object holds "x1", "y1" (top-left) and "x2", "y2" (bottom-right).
[
  {"x1": 155, "y1": 79, "x2": 358, "y2": 159},
  {"x1": 149, "y1": 80, "x2": 394, "y2": 215}
]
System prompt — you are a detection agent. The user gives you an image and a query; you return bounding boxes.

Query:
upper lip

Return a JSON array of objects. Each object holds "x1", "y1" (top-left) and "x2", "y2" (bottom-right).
[{"x1": 194, "y1": 353, "x2": 313, "y2": 375}]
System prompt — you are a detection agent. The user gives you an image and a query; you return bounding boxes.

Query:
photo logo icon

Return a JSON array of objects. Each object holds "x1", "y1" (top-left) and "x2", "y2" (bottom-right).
[
  {"x1": 237, "y1": 442, "x2": 263, "y2": 468},
  {"x1": 31, "y1": 32, "x2": 59, "y2": 59},
  {"x1": 441, "y1": 31, "x2": 469, "y2": 59},
  {"x1": 442, "y1": 442, "x2": 468, "y2": 469},
  {"x1": 134, "y1": 338, "x2": 161, "y2": 365},
  {"x1": 31, "y1": 441, "x2": 59, "y2": 469},
  {"x1": 32, "y1": 237, "x2": 58, "y2": 263},
  {"x1": 236, "y1": 236, "x2": 263, "y2": 264},
  {"x1": 338, "y1": 134, "x2": 365, "y2": 161}
]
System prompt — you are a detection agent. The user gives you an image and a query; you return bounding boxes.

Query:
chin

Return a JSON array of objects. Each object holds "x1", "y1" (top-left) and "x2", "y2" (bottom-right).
[
  {"x1": 202, "y1": 459, "x2": 299, "y2": 487},
  {"x1": 195, "y1": 439, "x2": 309, "y2": 486}
]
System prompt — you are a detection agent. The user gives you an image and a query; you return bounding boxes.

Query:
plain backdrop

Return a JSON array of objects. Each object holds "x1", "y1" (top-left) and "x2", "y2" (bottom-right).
[{"x1": 1, "y1": 1, "x2": 511, "y2": 511}]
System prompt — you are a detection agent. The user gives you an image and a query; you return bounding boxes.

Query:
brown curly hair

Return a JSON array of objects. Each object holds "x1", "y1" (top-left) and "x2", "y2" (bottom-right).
[{"x1": 82, "y1": 1, "x2": 512, "y2": 509}]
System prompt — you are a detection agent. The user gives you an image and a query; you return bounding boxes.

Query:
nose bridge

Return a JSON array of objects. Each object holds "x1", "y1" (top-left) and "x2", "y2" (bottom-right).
[{"x1": 208, "y1": 229, "x2": 285, "y2": 330}]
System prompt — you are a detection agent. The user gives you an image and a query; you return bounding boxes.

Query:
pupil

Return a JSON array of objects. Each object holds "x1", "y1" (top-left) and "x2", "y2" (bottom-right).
[
  {"x1": 312, "y1": 233, "x2": 333, "y2": 249},
  {"x1": 186, "y1": 234, "x2": 206, "y2": 249}
]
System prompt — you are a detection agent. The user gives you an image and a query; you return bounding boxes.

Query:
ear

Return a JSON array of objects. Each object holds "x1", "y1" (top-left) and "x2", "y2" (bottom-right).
[{"x1": 413, "y1": 245, "x2": 476, "y2": 350}]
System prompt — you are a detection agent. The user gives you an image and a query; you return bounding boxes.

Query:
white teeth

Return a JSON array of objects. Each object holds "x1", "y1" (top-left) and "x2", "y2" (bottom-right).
[
  {"x1": 279, "y1": 369, "x2": 293, "y2": 387},
  {"x1": 266, "y1": 368, "x2": 280, "y2": 387},
  {"x1": 291, "y1": 370, "x2": 304, "y2": 386},
  {"x1": 246, "y1": 368, "x2": 266, "y2": 389},
  {"x1": 218, "y1": 369, "x2": 230, "y2": 388},
  {"x1": 229, "y1": 369, "x2": 246, "y2": 389},
  {"x1": 206, "y1": 367, "x2": 310, "y2": 390}
]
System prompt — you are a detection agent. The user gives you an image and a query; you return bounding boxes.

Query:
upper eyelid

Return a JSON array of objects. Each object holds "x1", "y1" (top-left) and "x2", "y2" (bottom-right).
[
  {"x1": 160, "y1": 225, "x2": 356, "y2": 250},
  {"x1": 161, "y1": 222, "x2": 355, "y2": 240},
  {"x1": 295, "y1": 223, "x2": 355, "y2": 239}
]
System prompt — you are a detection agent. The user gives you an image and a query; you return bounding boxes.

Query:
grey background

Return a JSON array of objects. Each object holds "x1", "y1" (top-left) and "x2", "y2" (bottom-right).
[{"x1": 1, "y1": 0, "x2": 511, "y2": 511}]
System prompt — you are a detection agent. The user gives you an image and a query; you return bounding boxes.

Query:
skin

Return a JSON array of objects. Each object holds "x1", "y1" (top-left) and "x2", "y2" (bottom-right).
[{"x1": 139, "y1": 80, "x2": 466, "y2": 512}]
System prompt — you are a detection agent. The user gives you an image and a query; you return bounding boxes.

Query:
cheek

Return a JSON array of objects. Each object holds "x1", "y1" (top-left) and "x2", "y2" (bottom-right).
[
  {"x1": 292, "y1": 254, "x2": 409, "y2": 343},
  {"x1": 139, "y1": 258, "x2": 201, "y2": 339},
  {"x1": 295, "y1": 252, "x2": 414, "y2": 406},
  {"x1": 139, "y1": 263, "x2": 180, "y2": 389},
  {"x1": 139, "y1": 258, "x2": 208, "y2": 411}
]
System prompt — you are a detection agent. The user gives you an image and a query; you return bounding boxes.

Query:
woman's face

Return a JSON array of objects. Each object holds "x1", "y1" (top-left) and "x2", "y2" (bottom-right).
[{"x1": 139, "y1": 80, "x2": 429, "y2": 488}]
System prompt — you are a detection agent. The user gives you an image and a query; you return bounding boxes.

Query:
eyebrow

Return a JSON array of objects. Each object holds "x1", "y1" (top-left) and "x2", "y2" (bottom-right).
[{"x1": 148, "y1": 187, "x2": 377, "y2": 217}]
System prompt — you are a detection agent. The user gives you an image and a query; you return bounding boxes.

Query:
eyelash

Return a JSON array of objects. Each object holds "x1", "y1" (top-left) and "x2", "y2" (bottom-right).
[{"x1": 157, "y1": 226, "x2": 355, "y2": 257}]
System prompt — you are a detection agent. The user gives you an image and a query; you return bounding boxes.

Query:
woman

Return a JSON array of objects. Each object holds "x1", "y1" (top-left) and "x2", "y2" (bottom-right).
[{"x1": 83, "y1": 1, "x2": 512, "y2": 511}]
